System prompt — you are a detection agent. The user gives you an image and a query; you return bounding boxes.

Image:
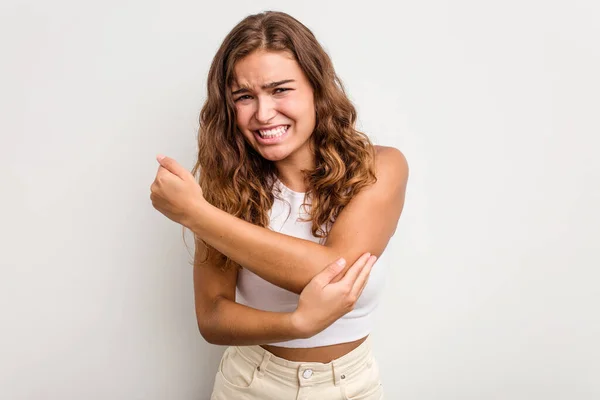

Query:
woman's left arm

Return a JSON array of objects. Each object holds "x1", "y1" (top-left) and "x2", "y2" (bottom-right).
[{"x1": 187, "y1": 147, "x2": 408, "y2": 294}]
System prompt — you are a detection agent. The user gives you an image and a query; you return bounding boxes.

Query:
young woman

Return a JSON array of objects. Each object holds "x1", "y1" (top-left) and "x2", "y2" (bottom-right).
[{"x1": 151, "y1": 11, "x2": 408, "y2": 400}]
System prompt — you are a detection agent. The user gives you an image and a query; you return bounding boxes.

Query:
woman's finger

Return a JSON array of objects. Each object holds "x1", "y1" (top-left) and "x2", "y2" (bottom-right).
[
  {"x1": 314, "y1": 258, "x2": 347, "y2": 287},
  {"x1": 338, "y1": 253, "x2": 371, "y2": 286},
  {"x1": 356, "y1": 276, "x2": 370, "y2": 299},
  {"x1": 351, "y1": 255, "x2": 377, "y2": 297}
]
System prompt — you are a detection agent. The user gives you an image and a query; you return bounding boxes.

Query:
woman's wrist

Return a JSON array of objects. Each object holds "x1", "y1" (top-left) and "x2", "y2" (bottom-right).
[
  {"x1": 183, "y1": 197, "x2": 211, "y2": 233},
  {"x1": 289, "y1": 311, "x2": 314, "y2": 339}
]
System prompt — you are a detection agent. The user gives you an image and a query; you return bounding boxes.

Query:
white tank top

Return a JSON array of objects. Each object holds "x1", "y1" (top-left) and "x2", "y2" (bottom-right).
[{"x1": 236, "y1": 179, "x2": 388, "y2": 348}]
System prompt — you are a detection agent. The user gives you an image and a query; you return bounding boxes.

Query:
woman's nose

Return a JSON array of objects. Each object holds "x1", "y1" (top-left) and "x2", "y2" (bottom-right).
[{"x1": 255, "y1": 97, "x2": 277, "y2": 124}]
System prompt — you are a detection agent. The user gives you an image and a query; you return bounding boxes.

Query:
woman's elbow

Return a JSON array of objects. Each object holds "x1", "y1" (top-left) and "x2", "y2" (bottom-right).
[
  {"x1": 196, "y1": 306, "x2": 220, "y2": 344},
  {"x1": 198, "y1": 318, "x2": 228, "y2": 345},
  {"x1": 197, "y1": 319, "x2": 215, "y2": 344},
  {"x1": 196, "y1": 303, "x2": 234, "y2": 345}
]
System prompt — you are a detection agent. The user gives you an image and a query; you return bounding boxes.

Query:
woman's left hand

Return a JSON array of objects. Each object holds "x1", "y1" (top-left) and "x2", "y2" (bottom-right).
[
  {"x1": 150, "y1": 155, "x2": 205, "y2": 228},
  {"x1": 292, "y1": 253, "x2": 377, "y2": 338}
]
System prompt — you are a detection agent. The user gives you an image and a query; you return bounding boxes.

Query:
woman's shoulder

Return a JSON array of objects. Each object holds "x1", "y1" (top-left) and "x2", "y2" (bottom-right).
[
  {"x1": 359, "y1": 145, "x2": 408, "y2": 205},
  {"x1": 373, "y1": 145, "x2": 409, "y2": 181}
]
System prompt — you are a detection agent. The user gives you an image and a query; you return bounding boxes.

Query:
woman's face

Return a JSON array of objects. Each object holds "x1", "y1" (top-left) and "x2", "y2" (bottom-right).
[{"x1": 231, "y1": 50, "x2": 316, "y2": 163}]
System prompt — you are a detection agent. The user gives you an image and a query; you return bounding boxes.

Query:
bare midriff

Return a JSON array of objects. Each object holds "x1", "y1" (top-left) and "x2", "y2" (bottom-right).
[{"x1": 260, "y1": 335, "x2": 368, "y2": 363}]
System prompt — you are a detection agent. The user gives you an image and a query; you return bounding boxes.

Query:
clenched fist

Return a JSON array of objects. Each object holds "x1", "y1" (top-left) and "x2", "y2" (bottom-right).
[{"x1": 150, "y1": 155, "x2": 205, "y2": 228}]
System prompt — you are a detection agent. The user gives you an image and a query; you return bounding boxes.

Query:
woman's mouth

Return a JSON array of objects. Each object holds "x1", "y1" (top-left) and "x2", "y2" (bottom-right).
[{"x1": 253, "y1": 125, "x2": 290, "y2": 144}]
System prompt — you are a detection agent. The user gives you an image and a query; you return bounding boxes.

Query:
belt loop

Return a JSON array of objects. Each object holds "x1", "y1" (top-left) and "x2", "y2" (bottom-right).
[
  {"x1": 332, "y1": 361, "x2": 345, "y2": 387},
  {"x1": 256, "y1": 349, "x2": 271, "y2": 378}
]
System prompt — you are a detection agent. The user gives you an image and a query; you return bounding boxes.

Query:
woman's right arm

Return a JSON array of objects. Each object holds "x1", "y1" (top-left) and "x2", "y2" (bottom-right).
[{"x1": 193, "y1": 239, "x2": 375, "y2": 346}]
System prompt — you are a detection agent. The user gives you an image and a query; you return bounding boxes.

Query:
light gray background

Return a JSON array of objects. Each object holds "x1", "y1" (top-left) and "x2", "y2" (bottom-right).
[{"x1": 1, "y1": 0, "x2": 599, "y2": 399}]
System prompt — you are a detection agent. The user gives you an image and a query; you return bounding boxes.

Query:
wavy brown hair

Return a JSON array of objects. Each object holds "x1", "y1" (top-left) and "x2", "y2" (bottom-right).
[{"x1": 191, "y1": 11, "x2": 376, "y2": 270}]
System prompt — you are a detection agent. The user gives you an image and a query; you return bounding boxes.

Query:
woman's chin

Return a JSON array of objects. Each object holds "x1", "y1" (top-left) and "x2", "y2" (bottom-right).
[
  {"x1": 256, "y1": 146, "x2": 292, "y2": 162},
  {"x1": 260, "y1": 150, "x2": 290, "y2": 162}
]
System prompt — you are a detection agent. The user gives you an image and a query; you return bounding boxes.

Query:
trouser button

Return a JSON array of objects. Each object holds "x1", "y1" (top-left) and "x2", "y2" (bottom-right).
[{"x1": 302, "y1": 369, "x2": 313, "y2": 379}]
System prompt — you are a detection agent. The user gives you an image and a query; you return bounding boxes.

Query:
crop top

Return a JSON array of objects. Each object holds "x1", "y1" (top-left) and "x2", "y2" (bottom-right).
[{"x1": 236, "y1": 178, "x2": 388, "y2": 348}]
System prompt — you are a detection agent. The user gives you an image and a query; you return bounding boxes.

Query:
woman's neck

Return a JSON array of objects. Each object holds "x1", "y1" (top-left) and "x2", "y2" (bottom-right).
[{"x1": 274, "y1": 145, "x2": 315, "y2": 193}]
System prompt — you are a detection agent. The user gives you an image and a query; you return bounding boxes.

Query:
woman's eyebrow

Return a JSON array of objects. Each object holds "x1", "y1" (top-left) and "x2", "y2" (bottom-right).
[
  {"x1": 263, "y1": 79, "x2": 295, "y2": 89},
  {"x1": 232, "y1": 79, "x2": 296, "y2": 95}
]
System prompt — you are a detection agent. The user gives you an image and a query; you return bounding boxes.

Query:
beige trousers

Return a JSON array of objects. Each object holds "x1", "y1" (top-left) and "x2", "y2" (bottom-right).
[{"x1": 210, "y1": 337, "x2": 383, "y2": 400}]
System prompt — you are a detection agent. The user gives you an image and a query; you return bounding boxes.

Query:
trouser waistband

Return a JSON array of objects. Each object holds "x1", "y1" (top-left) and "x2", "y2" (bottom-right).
[{"x1": 234, "y1": 337, "x2": 373, "y2": 387}]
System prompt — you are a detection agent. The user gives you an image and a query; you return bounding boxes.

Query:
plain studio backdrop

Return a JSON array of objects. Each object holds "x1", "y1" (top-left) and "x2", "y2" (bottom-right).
[{"x1": 1, "y1": 0, "x2": 599, "y2": 399}]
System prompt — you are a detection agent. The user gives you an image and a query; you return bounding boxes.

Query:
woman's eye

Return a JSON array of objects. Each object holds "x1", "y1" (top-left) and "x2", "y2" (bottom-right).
[
  {"x1": 274, "y1": 88, "x2": 291, "y2": 94},
  {"x1": 235, "y1": 95, "x2": 252, "y2": 102}
]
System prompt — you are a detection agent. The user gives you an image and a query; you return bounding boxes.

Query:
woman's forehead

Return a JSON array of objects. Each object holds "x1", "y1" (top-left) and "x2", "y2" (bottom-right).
[{"x1": 231, "y1": 51, "x2": 301, "y2": 89}]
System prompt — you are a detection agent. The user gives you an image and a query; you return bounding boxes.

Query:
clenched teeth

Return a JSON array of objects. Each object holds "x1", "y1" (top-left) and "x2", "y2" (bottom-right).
[{"x1": 258, "y1": 125, "x2": 289, "y2": 138}]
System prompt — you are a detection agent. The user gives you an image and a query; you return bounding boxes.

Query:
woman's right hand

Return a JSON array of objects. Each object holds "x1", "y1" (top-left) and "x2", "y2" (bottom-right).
[{"x1": 291, "y1": 253, "x2": 377, "y2": 338}]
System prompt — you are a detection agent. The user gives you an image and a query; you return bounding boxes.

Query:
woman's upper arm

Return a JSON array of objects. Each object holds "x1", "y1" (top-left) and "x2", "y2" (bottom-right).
[
  {"x1": 324, "y1": 146, "x2": 409, "y2": 262},
  {"x1": 192, "y1": 239, "x2": 238, "y2": 333}
]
